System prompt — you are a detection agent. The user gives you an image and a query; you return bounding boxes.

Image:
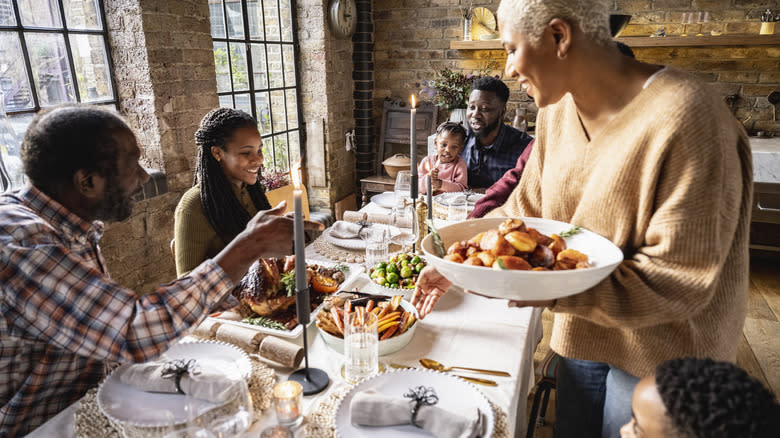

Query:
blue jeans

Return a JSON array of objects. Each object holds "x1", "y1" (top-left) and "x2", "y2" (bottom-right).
[{"x1": 554, "y1": 356, "x2": 640, "y2": 438}]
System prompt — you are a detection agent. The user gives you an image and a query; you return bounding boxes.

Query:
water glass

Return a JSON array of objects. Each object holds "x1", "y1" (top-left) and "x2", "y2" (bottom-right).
[
  {"x1": 364, "y1": 227, "x2": 389, "y2": 270},
  {"x1": 343, "y1": 309, "x2": 379, "y2": 384},
  {"x1": 447, "y1": 195, "x2": 469, "y2": 222},
  {"x1": 394, "y1": 170, "x2": 412, "y2": 214}
]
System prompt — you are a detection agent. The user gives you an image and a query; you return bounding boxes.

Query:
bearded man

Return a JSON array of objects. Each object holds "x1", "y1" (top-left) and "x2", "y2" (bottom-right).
[{"x1": 462, "y1": 76, "x2": 534, "y2": 189}]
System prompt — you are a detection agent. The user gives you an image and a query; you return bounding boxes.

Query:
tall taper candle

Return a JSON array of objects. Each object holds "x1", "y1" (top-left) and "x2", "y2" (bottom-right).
[
  {"x1": 426, "y1": 174, "x2": 433, "y2": 221},
  {"x1": 410, "y1": 95, "x2": 418, "y2": 201},
  {"x1": 291, "y1": 164, "x2": 309, "y2": 324}
]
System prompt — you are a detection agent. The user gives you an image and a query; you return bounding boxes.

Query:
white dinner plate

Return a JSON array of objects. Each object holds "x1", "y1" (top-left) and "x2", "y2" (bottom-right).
[
  {"x1": 334, "y1": 368, "x2": 495, "y2": 437},
  {"x1": 97, "y1": 340, "x2": 251, "y2": 427},
  {"x1": 325, "y1": 225, "x2": 401, "y2": 250},
  {"x1": 371, "y1": 192, "x2": 396, "y2": 209}
]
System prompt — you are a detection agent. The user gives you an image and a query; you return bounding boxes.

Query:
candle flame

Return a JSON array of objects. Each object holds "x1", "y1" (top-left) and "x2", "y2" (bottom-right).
[
  {"x1": 423, "y1": 159, "x2": 431, "y2": 172},
  {"x1": 291, "y1": 160, "x2": 302, "y2": 189},
  {"x1": 410, "y1": 94, "x2": 416, "y2": 108}
]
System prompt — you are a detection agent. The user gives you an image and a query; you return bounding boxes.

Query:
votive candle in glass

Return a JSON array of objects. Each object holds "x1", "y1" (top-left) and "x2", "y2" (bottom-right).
[{"x1": 273, "y1": 381, "x2": 303, "y2": 427}]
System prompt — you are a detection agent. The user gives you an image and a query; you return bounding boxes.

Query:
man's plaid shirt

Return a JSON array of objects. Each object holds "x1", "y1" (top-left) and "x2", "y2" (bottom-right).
[{"x1": 0, "y1": 186, "x2": 234, "y2": 437}]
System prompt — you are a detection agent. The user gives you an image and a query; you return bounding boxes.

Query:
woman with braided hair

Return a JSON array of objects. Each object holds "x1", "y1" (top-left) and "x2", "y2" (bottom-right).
[
  {"x1": 621, "y1": 357, "x2": 780, "y2": 438},
  {"x1": 175, "y1": 107, "x2": 276, "y2": 276}
]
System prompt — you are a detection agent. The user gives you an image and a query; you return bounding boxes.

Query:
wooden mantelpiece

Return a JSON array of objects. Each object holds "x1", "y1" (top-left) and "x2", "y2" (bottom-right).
[{"x1": 450, "y1": 34, "x2": 780, "y2": 50}]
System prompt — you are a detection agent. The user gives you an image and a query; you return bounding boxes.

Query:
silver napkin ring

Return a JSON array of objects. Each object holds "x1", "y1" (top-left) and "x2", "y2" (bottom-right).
[
  {"x1": 404, "y1": 386, "x2": 439, "y2": 428},
  {"x1": 161, "y1": 358, "x2": 198, "y2": 394}
]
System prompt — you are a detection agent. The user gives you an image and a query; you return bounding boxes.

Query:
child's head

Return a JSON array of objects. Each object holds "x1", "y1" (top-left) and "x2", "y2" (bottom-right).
[
  {"x1": 434, "y1": 121, "x2": 467, "y2": 164},
  {"x1": 620, "y1": 357, "x2": 780, "y2": 438}
]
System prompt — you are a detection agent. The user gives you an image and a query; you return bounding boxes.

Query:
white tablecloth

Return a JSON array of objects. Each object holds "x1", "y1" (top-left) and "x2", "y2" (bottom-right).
[{"x1": 28, "y1": 222, "x2": 543, "y2": 438}]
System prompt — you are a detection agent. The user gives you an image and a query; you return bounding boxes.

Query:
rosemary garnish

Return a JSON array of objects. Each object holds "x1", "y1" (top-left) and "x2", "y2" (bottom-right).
[
  {"x1": 241, "y1": 316, "x2": 289, "y2": 331},
  {"x1": 332, "y1": 263, "x2": 350, "y2": 272},
  {"x1": 496, "y1": 257, "x2": 508, "y2": 270},
  {"x1": 559, "y1": 225, "x2": 582, "y2": 238},
  {"x1": 426, "y1": 219, "x2": 446, "y2": 257}
]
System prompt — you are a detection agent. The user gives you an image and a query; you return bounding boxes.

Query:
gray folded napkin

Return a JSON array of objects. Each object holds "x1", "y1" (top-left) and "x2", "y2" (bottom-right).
[
  {"x1": 350, "y1": 389, "x2": 485, "y2": 438},
  {"x1": 115, "y1": 356, "x2": 240, "y2": 404},
  {"x1": 329, "y1": 221, "x2": 370, "y2": 239}
]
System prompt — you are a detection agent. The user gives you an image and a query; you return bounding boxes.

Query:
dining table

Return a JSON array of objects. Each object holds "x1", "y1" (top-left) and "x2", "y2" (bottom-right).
[{"x1": 27, "y1": 198, "x2": 543, "y2": 438}]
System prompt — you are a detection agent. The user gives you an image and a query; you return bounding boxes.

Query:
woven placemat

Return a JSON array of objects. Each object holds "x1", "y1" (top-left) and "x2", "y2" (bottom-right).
[
  {"x1": 311, "y1": 234, "x2": 403, "y2": 264},
  {"x1": 303, "y1": 386, "x2": 510, "y2": 438},
  {"x1": 73, "y1": 355, "x2": 275, "y2": 438}
]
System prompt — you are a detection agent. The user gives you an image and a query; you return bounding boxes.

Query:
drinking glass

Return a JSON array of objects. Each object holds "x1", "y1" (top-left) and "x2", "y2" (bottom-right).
[
  {"x1": 696, "y1": 11, "x2": 709, "y2": 36},
  {"x1": 393, "y1": 170, "x2": 412, "y2": 215},
  {"x1": 394, "y1": 203, "x2": 418, "y2": 252},
  {"x1": 364, "y1": 227, "x2": 389, "y2": 270},
  {"x1": 680, "y1": 12, "x2": 693, "y2": 36},
  {"x1": 447, "y1": 195, "x2": 469, "y2": 222},
  {"x1": 343, "y1": 309, "x2": 379, "y2": 384}
]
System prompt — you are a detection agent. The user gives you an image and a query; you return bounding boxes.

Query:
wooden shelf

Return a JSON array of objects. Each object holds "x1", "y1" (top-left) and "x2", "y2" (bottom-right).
[
  {"x1": 450, "y1": 34, "x2": 780, "y2": 50},
  {"x1": 616, "y1": 34, "x2": 780, "y2": 47}
]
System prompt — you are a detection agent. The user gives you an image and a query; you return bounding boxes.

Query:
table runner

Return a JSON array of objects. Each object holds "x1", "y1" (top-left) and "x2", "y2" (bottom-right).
[{"x1": 73, "y1": 355, "x2": 275, "y2": 438}]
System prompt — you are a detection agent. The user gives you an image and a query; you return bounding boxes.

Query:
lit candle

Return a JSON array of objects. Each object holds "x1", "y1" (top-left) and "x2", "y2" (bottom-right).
[
  {"x1": 291, "y1": 161, "x2": 309, "y2": 325},
  {"x1": 273, "y1": 381, "x2": 303, "y2": 426},
  {"x1": 410, "y1": 95, "x2": 418, "y2": 201},
  {"x1": 425, "y1": 160, "x2": 433, "y2": 221}
]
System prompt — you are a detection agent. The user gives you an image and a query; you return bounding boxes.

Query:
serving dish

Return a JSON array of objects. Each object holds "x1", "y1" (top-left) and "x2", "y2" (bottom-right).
[
  {"x1": 334, "y1": 368, "x2": 494, "y2": 437},
  {"x1": 97, "y1": 340, "x2": 250, "y2": 427},
  {"x1": 421, "y1": 217, "x2": 623, "y2": 300},
  {"x1": 317, "y1": 298, "x2": 418, "y2": 356},
  {"x1": 210, "y1": 264, "x2": 361, "y2": 339}
]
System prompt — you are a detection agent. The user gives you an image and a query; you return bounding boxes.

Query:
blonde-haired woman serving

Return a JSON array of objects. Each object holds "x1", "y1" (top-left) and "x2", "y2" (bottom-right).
[{"x1": 412, "y1": 1, "x2": 752, "y2": 437}]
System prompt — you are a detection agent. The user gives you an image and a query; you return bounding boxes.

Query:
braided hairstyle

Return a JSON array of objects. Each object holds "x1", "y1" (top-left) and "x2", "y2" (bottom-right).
[
  {"x1": 194, "y1": 107, "x2": 271, "y2": 243},
  {"x1": 655, "y1": 357, "x2": 780, "y2": 438}
]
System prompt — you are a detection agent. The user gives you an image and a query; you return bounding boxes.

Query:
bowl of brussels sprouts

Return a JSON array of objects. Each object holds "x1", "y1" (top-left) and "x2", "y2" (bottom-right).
[{"x1": 365, "y1": 252, "x2": 427, "y2": 299}]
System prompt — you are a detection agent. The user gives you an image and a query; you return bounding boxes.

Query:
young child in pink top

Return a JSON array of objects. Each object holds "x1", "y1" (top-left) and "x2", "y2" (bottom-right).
[{"x1": 418, "y1": 121, "x2": 468, "y2": 194}]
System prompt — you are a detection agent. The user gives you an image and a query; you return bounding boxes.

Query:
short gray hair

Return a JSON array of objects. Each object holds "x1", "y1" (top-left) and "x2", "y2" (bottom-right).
[{"x1": 497, "y1": 0, "x2": 612, "y2": 47}]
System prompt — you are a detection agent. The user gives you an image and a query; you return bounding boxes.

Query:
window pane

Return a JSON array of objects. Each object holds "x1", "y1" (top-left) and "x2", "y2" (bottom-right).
[
  {"x1": 63, "y1": 0, "x2": 101, "y2": 30},
  {"x1": 234, "y1": 92, "x2": 250, "y2": 115},
  {"x1": 69, "y1": 34, "x2": 113, "y2": 102},
  {"x1": 247, "y1": 0, "x2": 264, "y2": 40},
  {"x1": 285, "y1": 89, "x2": 297, "y2": 130},
  {"x1": 270, "y1": 89, "x2": 286, "y2": 133},
  {"x1": 288, "y1": 130, "x2": 300, "y2": 165},
  {"x1": 255, "y1": 91, "x2": 271, "y2": 135},
  {"x1": 263, "y1": 0, "x2": 280, "y2": 41},
  {"x1": 271, "y1": 134, "x2": 289, "y2": 171},
  {"x1": 25, "y1": 33, "x2": 75, "y2": 106},
  {"x1": 0, "y1": 32, "x2": 34, "y2": 111},
  {"x1": 213, "y1": 42, "x2": 231, "y2": 92},
  {"x1": 250, "y1": 43, "x2": 268, "y2": 89},
  {"x1": 18, "y1": 0, "x2": 62, "y2": 28},
  {"x1": 218, "y1": 94, "x2": 232, "y2": 108},
  {"x1": 225, "y1": 0, "x2": 244, "y2": 39},
  {"x1": 280, "y1": 0, "x2": 293, "y2": 42},
  {"x1": 208, "y1": 1, "x2": 226, "y2": 38},
  {"x1": 282, "y1": 44, "x2": 295, "y2": 86},
  {"x1": 229, "y1": 42, "x2": 249, "y2": 91},
  {"x1": 266, "y1": 44, "x2": 282, "y2": 88},
  {"x1": 0, "y1": 0, "x2": 16, "y2": 26}
]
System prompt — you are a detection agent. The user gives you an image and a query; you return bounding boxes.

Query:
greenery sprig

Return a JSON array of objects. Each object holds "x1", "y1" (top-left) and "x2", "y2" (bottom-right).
[{"x1": 559, "y1": 225, "x2": 582, "y2": 238}]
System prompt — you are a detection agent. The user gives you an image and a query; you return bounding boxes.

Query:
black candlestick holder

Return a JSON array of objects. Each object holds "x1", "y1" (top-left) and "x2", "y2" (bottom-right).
[{"x1": 288, "y1": 285, "x2": 329, "y2": 395}]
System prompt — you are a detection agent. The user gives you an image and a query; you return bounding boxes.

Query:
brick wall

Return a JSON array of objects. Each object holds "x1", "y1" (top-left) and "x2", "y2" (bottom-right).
[
  {"x1": 374, "y1": 0, "x2": 779, "y2": 135},
  {"x1": 101, "y1": 0, "x2": 221, "y2": 292},
  {"x1": 297, "y1": 0, "x2": 356, "y2": 213}
]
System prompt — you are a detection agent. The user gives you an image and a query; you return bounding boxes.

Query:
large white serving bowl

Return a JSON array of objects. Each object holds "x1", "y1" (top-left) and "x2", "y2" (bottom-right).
[
  {"x1": 317, "y1": 299, "x2": 418, "y2": 356},
  {"x1": 421, "y1": 217, "x2": 624, "y2": 300}
]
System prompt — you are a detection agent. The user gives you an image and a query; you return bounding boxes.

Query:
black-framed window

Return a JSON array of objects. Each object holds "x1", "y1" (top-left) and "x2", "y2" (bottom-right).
[
  {"x1": 208, "y1": 0, "x2": 303, "y2": 173},
  {"x1": 0, "y1": 0, "x2": 117, "y2": 190}
]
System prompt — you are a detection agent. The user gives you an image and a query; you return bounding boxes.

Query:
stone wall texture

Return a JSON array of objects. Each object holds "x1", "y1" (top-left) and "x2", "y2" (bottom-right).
[{"x1": 373, "y1": 0, "x2": 780, "y2": 136}]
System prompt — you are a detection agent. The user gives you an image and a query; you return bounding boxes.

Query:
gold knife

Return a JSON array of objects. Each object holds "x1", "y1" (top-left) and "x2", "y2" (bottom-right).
[{"x1": 389, "y1": 363, "x2": 498, "y2": 386}]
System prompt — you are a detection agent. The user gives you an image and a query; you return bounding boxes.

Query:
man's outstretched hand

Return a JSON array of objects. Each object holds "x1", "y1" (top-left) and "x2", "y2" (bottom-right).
[{"x1": 411, "y1": 266, "x2": 452, "y2": 319}]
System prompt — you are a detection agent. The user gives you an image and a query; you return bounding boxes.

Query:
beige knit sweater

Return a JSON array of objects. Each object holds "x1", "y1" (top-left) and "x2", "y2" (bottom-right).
[{"x1": 487, "y1": 67, "x2": 753, "y2": 377}]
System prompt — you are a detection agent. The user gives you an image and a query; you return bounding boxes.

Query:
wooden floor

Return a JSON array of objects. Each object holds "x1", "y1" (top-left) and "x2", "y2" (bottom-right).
[{"x1": 525, "y1": 255, "x2": 780, "y2": 438}]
